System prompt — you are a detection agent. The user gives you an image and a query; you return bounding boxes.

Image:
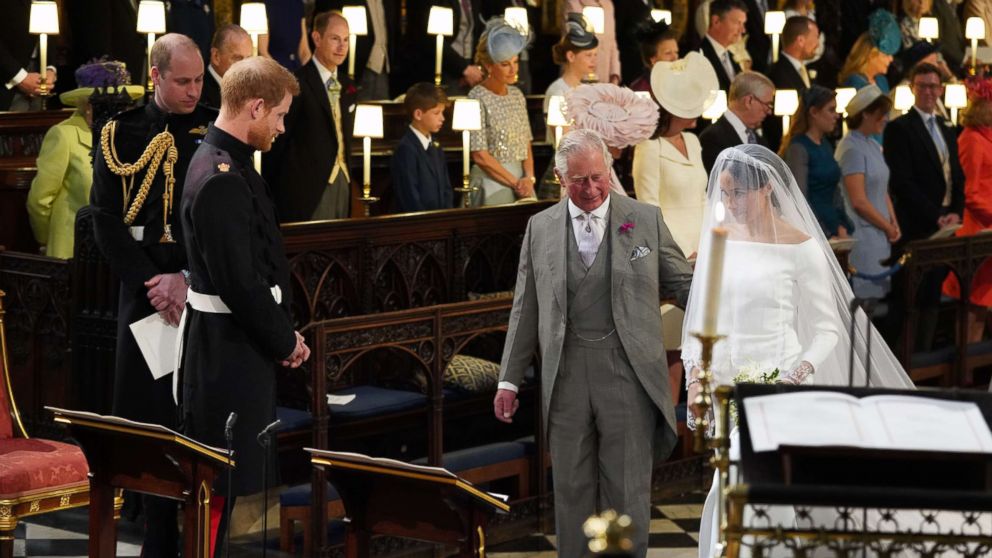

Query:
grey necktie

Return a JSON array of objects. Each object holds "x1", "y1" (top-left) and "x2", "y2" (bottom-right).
[
  {"x1": 927, "y1": 115, "x2": 948, "y2": 162},
  {"x1": 722, "y1": 51, "x2": 736, "y2": 80},
  {"x1": 746, "y1": 128, "x2": 758, "y2": 144}
]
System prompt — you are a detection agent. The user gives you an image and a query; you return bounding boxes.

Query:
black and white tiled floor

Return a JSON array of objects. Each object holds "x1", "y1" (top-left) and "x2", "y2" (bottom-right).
[{"x1": 13, "y1": 493, "x2": 703, "y2": 557}]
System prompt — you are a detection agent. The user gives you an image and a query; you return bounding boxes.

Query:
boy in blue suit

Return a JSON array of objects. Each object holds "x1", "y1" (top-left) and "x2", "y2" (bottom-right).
[{"x1": 390, "y1": 83, "x2": 453, "y2": 212}]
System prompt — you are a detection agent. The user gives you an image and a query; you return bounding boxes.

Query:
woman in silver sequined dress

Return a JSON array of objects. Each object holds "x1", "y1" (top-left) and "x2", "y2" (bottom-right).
[{"x1": 469, "y1": 19, "x2": 536, "y2": 206}]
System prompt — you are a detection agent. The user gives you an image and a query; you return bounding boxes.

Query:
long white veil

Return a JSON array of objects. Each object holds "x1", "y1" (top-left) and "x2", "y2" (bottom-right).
[{"x1": 680, "y1": 144, "x2": 913, "y2": 391}]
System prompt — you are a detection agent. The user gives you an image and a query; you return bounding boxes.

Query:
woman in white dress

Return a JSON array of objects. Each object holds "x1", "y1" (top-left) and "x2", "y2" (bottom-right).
[
  {"x1": 633, "y1": 51, "x2": 716, "y2": 258},
  {"x1": 681, "y1": 144, "x2": 915, "y2": 557}
]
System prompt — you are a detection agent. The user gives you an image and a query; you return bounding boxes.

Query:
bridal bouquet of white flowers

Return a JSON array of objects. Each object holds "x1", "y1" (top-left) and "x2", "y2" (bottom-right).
[{"x1": 729, "y1": 363, "x2": 780, "y2": 426}]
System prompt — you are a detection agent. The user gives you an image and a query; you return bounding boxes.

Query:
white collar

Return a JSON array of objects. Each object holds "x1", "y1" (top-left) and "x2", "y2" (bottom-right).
[
  {"x1": 567, "y1": 195, "x2": 611, "y2": 221},
  {"x1": 723, "y1": 109, "x2": 750, "y2": 143},
  {"x1": 409, "y1": 125, "x2": 432, "y2": 150},
  {"x1": 913, "y1": 105, "x2": 938, "y2": 123},
  {"x1": 207, "y1": 64, "x2": 223, "y2": 86},
  {"x1": 706, "y1": 34, "x2": 730, "y2": 59},
  {"x1": 313, "y1": 57, "x2": 338, "y2": 87},
  {"x1": 781, "y1": 52, "x2": 805, "y2": 73}
]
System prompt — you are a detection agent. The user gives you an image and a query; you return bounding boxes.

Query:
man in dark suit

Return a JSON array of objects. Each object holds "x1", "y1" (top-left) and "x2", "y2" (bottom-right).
[
  {"x1": 202, "y1": 24, "x2": 252, "y2": 109},
  {"x1": 698, "y1": 0, "x2": 747, "y2": 92},
  {"x1": 0, "y1": 0, "x2": 53, "y2": 110},
  {"x1": 884, "y1": 63, "x2": 964, "y2": 349},
  {"x1": 390, "y1": 83, "x2": 453, "y2": 212},
  {"x1": 317, "y1": 0, "x2": 400, "y2": 99},
  {"x1": 265, "y1": 11, "x2": 357, "y2": 222},
  {"x1": 742, "y1": 0, "x2": 771, "y2": 74},
  {"x1": 398, "y1": 0, "x2": 484, "y2": 96},
  {"x1": 884, "y1": 63, "x2": 964, "y2": 243},
  {"x1": 933, "y1": 0, "x2": 965, "y2": 75},
  {"x1": 615, "y1": 0, "x2": 655, "y2": 85},
  {"x1": 763, "y1": 16, "x2": 818, "y2": 152},
  {"x1": 700, "y1": 71, "x2": 774, "y2": 173}
]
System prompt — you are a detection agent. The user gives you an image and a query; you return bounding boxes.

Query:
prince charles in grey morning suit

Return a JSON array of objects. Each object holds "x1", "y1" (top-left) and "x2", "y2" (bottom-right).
[{"x1": 495, "y1": 130, "x2": 693, "y2": 557}]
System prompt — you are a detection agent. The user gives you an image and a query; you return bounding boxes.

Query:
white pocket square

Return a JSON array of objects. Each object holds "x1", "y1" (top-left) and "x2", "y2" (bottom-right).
[{"x1": 630, "y1": 246, "x2": 651, "y2": 261}]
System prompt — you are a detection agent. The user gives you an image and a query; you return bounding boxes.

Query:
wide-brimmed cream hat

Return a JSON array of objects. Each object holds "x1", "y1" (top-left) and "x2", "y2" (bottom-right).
[
  {"x1": 845, "y1": 84, "x2": 883, "y2": 116},
  {"x1": 60, "y1": 59, "x2": 144, "y2": 108},
  {"x1": 650, "y1": 51, "x2": 719, "y2": 119}
]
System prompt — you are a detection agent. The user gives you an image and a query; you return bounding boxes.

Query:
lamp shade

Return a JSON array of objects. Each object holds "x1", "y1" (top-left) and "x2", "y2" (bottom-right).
[
  {"x1": 650, "y1": 9, "x2": 672, "y2": 24},
  {"x1": 353, "y1": 104, "x2": 384, "y2": 138},
  {"x1": 428, "y1": 6, "x2": 454, "y2": 36},
  {"x1": 240, "y1": 2, "x2": 268, "y2": 34},
  {"x1": 29, "y1": 1, "x2": 59, "y2": 35},
  {"x1": 918, "y1": 17, "x2": 939, "y2": 41},
  {"x1": 546, "y1": 95, "x2": 568, "y2": 127},
  {"x1": 702, "y1": 90, "x2": 728, "y2": 121},
  {"x1": 967, "y1": 17, "x2": 987, "y2": 40},
  {"x1": 452, "y1": 98, "x2": 482, "y2": 131},
  {"x1": 774, "y1": 89, "x2": 799, "y2": 116},
  {"x1": 764, "y1": 11, "x2": 786, "y2": 35},
  {"x1": 945, "y1": 83, "x2": 968, "y2": 109},
  {"x1": 504, "y1": 7, "x2": 528, "y2": 31},
  {"x1": 342, "y1": 5, "x2": 368, "y2": 35},
  {"x1": 835, "y1": 87, "x2": 857, "y2": 113},
  {"x1": 136, "y1": 1, "x2": 166, "y2": 34},
  {"x1": 582, "y1": 6, "x2": 605, "y2": 34},
  {"x1": 894, "y1": 84, "x2": 915, "y2": 111}
]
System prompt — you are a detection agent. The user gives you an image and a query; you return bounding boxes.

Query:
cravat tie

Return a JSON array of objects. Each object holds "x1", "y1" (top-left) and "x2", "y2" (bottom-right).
[
  {"x1": 326, "y1": 75, "x2": 350, "y2": 183},
  {"x1": 746, "y1": 128, "x2": 758, "y2": 144},
  {"x1": 722, "y1": 51, "x2": 736, "y2": 80},
  {"x1": 799, "y1": 64, "x2": 811, "y2": 88},
  {"x1": 578, "y1": 213, "x2": 599, "y2": 268}
]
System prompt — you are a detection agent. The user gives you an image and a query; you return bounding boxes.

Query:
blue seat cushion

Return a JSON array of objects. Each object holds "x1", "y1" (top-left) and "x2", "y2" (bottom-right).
[
  {"x1": 275, "y1": 406, "x2": 313, "y2": 433},
  {"x1": 328, "y1": 385, "x2": 426, "y2": 419},
  {"x1": 910, "y1": 346, "x2": 955, "y2": 368},
  {"x1": 279, "y1": 482, "x2": 339, "y2": 507},
  {"x1": 967, "y1": 339, "x2": 992, "y2": 356},
  {"x1": 411, "y1": 441, "x2": 528, "y2": 472}
]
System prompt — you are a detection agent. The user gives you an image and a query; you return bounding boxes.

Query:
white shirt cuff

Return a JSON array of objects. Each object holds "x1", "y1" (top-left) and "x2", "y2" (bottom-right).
[
  {"x1": 497, "y1": 381, "x2": 518, "y2": 393},
  {"x1": 6, "y1": 68, "x2": 27, "y2": 90}
]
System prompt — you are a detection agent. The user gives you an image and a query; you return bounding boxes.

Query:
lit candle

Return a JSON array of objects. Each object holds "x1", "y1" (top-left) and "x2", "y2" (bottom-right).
[
  {"x1": 701, "y1": 203, "x2": 728, "y2": 336},
  {"x1": 458, "y1": 130, "x2": 468, "y2": 178},
  {"x1": 363, "y1": 136, "x2": 372, "y2": 197},
  {"x1": 435, "y1": 34, "x2": 444, "y2": 84}
]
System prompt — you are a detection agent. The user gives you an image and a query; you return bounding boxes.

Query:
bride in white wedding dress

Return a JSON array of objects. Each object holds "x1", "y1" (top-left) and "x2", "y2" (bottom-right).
[{"x1": 681, "y1": 145, "x2": 916, "y2": 558}]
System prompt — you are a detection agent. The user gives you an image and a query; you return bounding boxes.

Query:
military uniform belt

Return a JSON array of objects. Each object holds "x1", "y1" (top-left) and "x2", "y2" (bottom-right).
[
  {"x1": 172, "y1": 285, "x2": 283, "y2": 404},
  {"x1": 129, "y1": 226, "x2": 144, "y2": 241}
]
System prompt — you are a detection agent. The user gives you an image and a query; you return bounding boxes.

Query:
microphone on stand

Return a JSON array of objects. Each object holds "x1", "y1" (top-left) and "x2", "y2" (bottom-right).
[
  {"x1": 848, "y1": 297, "x2": 863, "y2": 388},
  {"x1": 223, "y1": 412, "x2": 237, "y2": 558},
  {"x1": 257, "y1": 419, "x2": 281, "y2": 558}
]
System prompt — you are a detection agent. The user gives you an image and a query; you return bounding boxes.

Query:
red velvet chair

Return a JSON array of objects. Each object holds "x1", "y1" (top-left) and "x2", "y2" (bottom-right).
[{"x1": 0, "y1": 289, "x2": 90, "y2": 557}]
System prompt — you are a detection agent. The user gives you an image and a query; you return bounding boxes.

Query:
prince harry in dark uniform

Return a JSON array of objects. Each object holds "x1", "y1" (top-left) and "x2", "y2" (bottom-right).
[{"x1": 178, "y1": 56, "x2": 310, "y2": 555}]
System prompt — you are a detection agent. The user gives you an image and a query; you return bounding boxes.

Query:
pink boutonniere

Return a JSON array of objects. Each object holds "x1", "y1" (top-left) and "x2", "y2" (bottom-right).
[{"x1": 619, "y1": 222, "x2": 635, "y2": 235}]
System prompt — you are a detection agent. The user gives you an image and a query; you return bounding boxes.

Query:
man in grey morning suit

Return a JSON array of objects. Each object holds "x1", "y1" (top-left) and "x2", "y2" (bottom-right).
[{"x1": 493, "y1": 129, "x2": 694, "y2": 558}]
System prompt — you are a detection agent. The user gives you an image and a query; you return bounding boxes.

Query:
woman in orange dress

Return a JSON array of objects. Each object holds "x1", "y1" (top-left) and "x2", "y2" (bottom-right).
[{"x1": 943, "y1": 77, "x2": 992, "y2": 341}]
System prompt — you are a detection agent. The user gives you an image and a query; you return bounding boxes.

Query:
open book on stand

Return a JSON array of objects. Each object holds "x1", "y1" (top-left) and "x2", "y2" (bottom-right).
[{"x1": 744, "y1": 391, "x2": 992, "y2": 454}]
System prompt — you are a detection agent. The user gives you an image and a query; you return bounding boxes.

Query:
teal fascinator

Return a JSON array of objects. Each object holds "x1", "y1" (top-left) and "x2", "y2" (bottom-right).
[
  {"x1": 868, "y1": 10, "x2": 901, "y2": 55},
  {"x1": 484, "y1": 17, "x2": 533, "y2": 63}
]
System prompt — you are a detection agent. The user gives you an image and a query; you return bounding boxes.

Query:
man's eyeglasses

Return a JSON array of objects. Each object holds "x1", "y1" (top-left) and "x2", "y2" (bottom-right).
[{"x1": 749, "y1": 94, "x2": 774, "y2": 113}]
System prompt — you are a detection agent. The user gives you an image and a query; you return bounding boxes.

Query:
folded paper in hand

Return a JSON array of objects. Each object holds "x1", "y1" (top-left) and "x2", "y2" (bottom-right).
[
  {"x1": 745, "y1": 391, "x2": 992, "y2": 454},
  {"x1": 129, "y1": 313, "x2": 179, "y2": 380}
]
